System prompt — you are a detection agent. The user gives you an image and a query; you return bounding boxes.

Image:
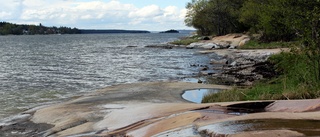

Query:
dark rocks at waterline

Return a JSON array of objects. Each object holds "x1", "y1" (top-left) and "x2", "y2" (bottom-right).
[
  {"x1": 126, "y1": 46, "x2": 138, "y2": 48},
  {"x1": 199, "y1": 71, "x2": 216, "y2": 76},
  {"x1": 206, "y1": 51, "x2": 279, "y2": 86},
  {"x1": 145, "y1": 44, "x2": 174, "y2": 49},
  {"x1": 210, "y1": 62, "x2": 268, "y2": 86},
  {"x1": 199, "y1": 67, "x2": 209, "y2": 71},
  {"x1": 253, "y1": 61, "x2": 279, "y2": 79},
  {"x1": 0, "y1": 117, "x2": 53, "y2": 137}
]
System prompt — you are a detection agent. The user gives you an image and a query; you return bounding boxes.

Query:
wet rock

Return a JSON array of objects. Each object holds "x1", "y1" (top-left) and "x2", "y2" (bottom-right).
[
  {"x1": 0, "y1": 120, "x2": 53, "y2": 137},
  {"x1": 186, "y1": 45, "x2": 195, "y2": 49},
  {"x1": 253, "y1": 61, "x2": 278, "y2": 79},
  {"x1": 190, "y1": 64, "x2": 198, "y2": 67},
  {"x1": 126, "y1": 46, "x2": 138, "y2": 48},
  {"x1": 145, "y1": 44, "x2": 173, "y2": 49},
  {"x1": 200, "y1": 71, "x2": 208, "y2": 76},
  {"x1": 229, "y1": 61, "x2": 237, "y2": 67},
  {"x1": 200, "y1": 67, "x2": 208, "y2": 71},
  {"x1": 207, "y1": 49, "x2": 284, "y2": 86}
]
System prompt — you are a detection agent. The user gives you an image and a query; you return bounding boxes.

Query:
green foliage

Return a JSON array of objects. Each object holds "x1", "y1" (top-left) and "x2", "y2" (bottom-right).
[
  {"x1": 240, "y1": 0, "x2": 293, "y2": 41},
  {"x1": 192, "y1": 0, "x2": 320, "y2": 102},
  {"x1": 186, "y1": 0, "x2": 320, "y2": 42},
  {"x1": 0, "y1": 22, "x2": 80, "y2": 35},
  {"x1": 203, "y1": 51, "x2": 320, "y2": 103},
  {"x1": 185, "y1": 0, "x2": 248, "y2": 36},
  {"x1": 202, "y1": 88, "x2": 245, "y2": 103},
  {"x1": 239, "y1": 40, "x2": 298, "y2": 49},
  {"x1": 270, "y1": 51, "x2": 320, "y2": 87}
]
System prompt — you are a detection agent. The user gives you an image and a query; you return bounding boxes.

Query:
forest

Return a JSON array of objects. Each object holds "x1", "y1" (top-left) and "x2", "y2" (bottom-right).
[
  {"x1": 185, "y1": 0, "x2": 320, "y2": 101},
  {"x1": 0, "y1": 22, "x2": 80, "y2": 35},
  {"x1": 185, "y1": 0, "x2": 319, "y2": 42}
]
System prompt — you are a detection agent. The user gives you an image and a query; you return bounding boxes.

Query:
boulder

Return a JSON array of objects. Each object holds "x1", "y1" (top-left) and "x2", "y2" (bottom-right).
[
  {"x1": 238, "y1": 38, "x2": 251, "y2": 47},
  {"x1": 200, "y1": 43, "x2": 217, "y2": 49},
  {"x1": 186, "y1": 45, "x2": 195, "y2": 49},
  {"x1": 228, "y1": 45, "x2": 236, "y2": 49},
  {"x1": 229, "y1": 61, "x2": 237, "y2": 67},
  {"x1": 187, "y1": 43, "x2": 200, "y2": 49},
  {"x1": 210, "y1": 59, "x2": 228, "y2": 64},
  {"x1": 200, "y1": 71, "x2": 208, "y2": 76},
  {"x1": 217, "y1": 41, "x2": 231, "y2": 49}
]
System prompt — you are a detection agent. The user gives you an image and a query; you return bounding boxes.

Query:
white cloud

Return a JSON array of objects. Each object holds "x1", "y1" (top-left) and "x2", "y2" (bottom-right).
[
  {"x1": 0, "y1": 11, "x2": 12, "y2": 18},
  {"x1": 128, "y1": 5, "x2": 162, "y2": 18},
  {"x1": 0, "y1": 0, "x2": 190, "y2": 30}
]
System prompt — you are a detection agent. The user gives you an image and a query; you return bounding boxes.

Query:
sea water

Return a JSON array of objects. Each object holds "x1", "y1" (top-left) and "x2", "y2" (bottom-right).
[{"x1": 0, "y1": 33, "x2": 211, "y2": 119}]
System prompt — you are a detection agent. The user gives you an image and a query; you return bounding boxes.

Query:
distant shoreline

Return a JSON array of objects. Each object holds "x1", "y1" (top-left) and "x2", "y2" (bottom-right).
[{"x1": 79, "y1": 29, "x2": 150, "y2": 34}]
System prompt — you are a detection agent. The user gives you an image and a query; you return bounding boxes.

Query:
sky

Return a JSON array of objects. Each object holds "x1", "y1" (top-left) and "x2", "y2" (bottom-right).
[{"x1": 0, "y1": 0, "x2": 193, "y2": 31}]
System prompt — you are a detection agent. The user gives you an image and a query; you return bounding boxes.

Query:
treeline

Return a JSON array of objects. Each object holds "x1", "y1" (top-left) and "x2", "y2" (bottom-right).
[
  {"x1": 0, "y1": 22, "x2": 80, "y2": 35},
  {"x1": 185, "y1": 0, "x2": 320, "y2": 42}
]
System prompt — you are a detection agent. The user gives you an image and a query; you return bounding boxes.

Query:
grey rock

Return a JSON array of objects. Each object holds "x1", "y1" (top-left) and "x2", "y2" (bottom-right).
[
  {"x1": 201, "y1": 43, "x2": 219, "y2": 49},
  {"x1": 210, "y1": 59, "x2": 228, "y2": 64}
]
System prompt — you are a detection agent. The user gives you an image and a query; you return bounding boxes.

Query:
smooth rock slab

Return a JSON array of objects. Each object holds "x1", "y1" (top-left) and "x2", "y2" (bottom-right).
[{"x1": 2, "y1": 82, "x2": 320, "y2": 137}]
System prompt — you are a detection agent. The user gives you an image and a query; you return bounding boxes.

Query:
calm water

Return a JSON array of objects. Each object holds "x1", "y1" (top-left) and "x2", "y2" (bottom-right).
[
  {"x1": 182, "y1": 89, "x2": 221, "y2": 103},
  {"x1": 0, "y1": 33, "x2": 211, "y2": 119}
]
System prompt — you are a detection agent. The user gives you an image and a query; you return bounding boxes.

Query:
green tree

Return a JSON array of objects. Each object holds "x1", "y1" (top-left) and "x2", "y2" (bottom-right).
[
  {"x1": 288, "y1": 0, "x2": 320, "y2": 83},
  {"x1": 240, "y1": 0, "x2": 297, "y2": 42},
  {"x1": 0, "y1": 22, "x2": 80, "y2": 35},
  {"x1": 242, "y1": 0, "x2": 320, "y2": 85},
  {"x1": 0, "y1": 23, "x2": 15, "y2": 35},
  {"x1": 185, "y1": 0, "x2": 247, "y2": 36}
]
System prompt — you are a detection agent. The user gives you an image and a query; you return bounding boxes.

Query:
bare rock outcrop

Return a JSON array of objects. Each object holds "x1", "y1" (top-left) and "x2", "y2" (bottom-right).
[
  {"x1": 187, "y1": 34, "x2": 251, "y2": 49},
  {"x1": 1, "y1": 82, "x2": 319, "y2": 137}
]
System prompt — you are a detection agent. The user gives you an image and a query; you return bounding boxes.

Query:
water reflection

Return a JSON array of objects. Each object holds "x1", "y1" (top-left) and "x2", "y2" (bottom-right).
[
  {"x1": 199, "y1": 119, "x2": 320, "y2": 136},
  {"x1": 182, "y1": 89, "x2": 221, "y2": 103}
]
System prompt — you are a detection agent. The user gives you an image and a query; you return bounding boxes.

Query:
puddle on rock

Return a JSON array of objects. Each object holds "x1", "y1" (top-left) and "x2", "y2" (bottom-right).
[
  {"x1": 200, "y1": 119, "x2": 320, "y2": 136},
  {"x1": 182, "y1": 89, "x2": 221, "y2": 103}
]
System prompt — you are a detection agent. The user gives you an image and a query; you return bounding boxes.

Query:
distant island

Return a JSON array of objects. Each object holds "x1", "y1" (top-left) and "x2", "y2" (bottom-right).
[
  {"x1": 0, "y1": 22, "x2": 150, "y2": 35},
  {"x1": 80, "y1": 29, "x2": 150, "y2": 34},
  {"x1": 0, "y1": 22, "x2": 80, "y2": 35},
  {"x1": 160, "y1": 29, "x2": 179, "y2": 33}
]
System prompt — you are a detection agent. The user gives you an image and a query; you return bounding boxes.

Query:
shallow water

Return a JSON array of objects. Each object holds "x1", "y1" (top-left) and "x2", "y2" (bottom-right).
[
  {"x1": 0, "y1": 33, "x2": 214, "y2": 119},
  {"x1": 182, "y1": 89, "x2": 221, "y2": 103},
  {"x1": 200, "y1": 119, "x2": 320, "y2": 136}
]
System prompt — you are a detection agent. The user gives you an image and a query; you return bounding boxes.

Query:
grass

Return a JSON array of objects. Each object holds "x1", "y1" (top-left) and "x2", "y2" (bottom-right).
[
  {"x1": 169, "y1": 36, "x2": 201, "y2": 45},
  {"x1": 203, "y1": 78, "x2": 320, "y2": 103},
  {"x1": 239, "y1": 40, "x2": 299, "y2": 49},
  {"x1": 202, "y1": 48, "x2": 320, "y2": 103}
]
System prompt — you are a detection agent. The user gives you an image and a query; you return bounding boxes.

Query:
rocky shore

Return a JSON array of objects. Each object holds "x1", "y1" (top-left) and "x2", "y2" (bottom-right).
[
  {"x1": 1, "y1": 34, "x2": 319, "y2": 137},
  {"x1": 198, "y1": 48, "x2": 289, "y2": 86},
  {"x1": 173, "y1": 33, "x2": 289, "y2": 86},
  {"x1": 1, "y1": 82, "x2": 319, "y2": 137}
]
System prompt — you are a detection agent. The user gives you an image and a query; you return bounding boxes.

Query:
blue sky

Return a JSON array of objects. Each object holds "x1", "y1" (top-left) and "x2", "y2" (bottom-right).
[{"x1": 0, "y1": 0, "x2": 192, "y2": 31}]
